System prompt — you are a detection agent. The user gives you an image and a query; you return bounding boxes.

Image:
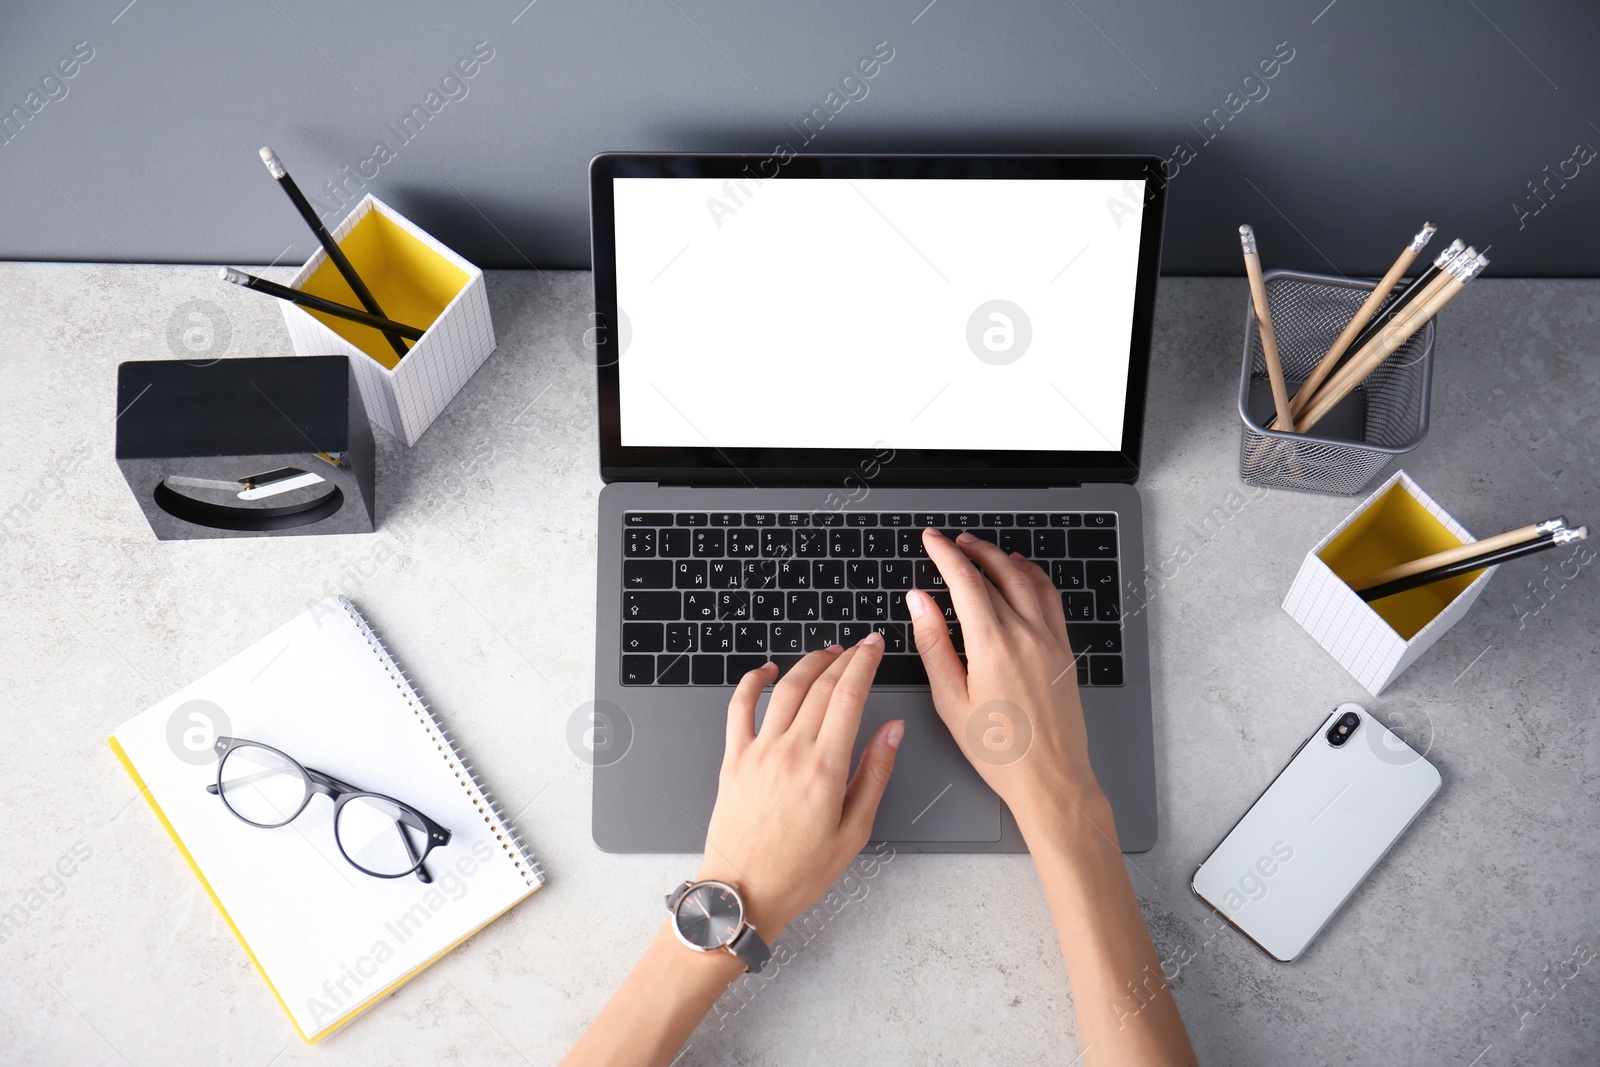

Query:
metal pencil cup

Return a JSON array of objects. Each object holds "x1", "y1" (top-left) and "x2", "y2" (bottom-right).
[{"x1": 1237, "y1": 269, "x2": 1434, "y2": 495}]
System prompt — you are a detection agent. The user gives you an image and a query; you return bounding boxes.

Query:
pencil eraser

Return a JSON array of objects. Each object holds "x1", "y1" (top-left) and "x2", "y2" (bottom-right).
[{"x1": 259, "y1": 146, "x2": 286, "y2": 178}]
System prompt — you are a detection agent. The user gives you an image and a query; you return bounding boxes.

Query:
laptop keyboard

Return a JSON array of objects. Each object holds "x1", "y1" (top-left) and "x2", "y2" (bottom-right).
[{"x1": 619, "y1": 511, "x2": 1123, "y2": 687}]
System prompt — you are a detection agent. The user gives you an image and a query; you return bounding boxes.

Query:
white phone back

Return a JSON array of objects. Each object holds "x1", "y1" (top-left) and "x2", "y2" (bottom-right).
[{"x1": 1191, "y1": 703, "x2": 1441, "y2": 961}]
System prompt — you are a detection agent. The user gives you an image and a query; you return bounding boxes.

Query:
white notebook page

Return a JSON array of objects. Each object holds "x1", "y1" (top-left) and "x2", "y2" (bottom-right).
[{"x1": 111, "y1": 596, "x2": 541, "y2": 1040}]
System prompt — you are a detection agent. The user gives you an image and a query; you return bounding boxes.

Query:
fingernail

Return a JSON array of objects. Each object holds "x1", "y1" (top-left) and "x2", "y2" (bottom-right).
[
  {"x1": 956, "y1": 531, "x2": 977, "y2": 544},
  {"x1": 925, "y1": 527, "x2": 944, "y2": 538},
  {"x1": 827, "y1": 643, "x2": 846, "y2": 653},
  {"x1": 860, "y1": 631, "x2": 884, "y2": 647},
  {"x1": 885, "y1": 719, "x2": 905, "y2": 749},
  {"x1": 1009, "y1": 551, "x2": 1026, "y2": 562},
  {"x1": 907, "y1": 590, "x2": 928, "y2": 619}
]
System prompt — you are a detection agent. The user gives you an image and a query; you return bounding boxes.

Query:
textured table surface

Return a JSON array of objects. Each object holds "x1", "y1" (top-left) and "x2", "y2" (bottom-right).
[{"x1": 1, "y1": 264, "x2": 1595, "y2": 1066}]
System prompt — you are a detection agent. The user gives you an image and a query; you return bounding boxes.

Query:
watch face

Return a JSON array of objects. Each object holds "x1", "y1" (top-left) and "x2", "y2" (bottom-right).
[{"x1": 674, "y1": 883, "x2": 743, "y2": 949}]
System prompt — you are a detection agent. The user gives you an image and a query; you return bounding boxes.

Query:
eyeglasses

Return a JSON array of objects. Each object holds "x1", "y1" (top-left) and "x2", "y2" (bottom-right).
[{"x1": 206, "y1": 736, "x2": 451, "y2": 883}]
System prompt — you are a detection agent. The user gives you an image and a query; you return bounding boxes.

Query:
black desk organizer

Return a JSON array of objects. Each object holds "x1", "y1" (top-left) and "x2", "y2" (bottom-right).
[{"x1": 116, "y1": 356, "x2": 375, "y2": 540}]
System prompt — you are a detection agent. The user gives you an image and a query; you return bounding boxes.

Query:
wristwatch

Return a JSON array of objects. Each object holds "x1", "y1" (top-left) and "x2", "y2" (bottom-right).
[{"x1": 665, "y1": 879, "x2": 771, "y2": 973}]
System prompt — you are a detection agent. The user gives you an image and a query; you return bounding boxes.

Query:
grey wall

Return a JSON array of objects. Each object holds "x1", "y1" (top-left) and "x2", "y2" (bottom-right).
[{"x1": 3, "y1": 0, "x2": 1598, "y2": 275}]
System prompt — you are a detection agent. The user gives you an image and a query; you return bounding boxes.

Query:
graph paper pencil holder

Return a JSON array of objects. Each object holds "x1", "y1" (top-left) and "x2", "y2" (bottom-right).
[
  {"x1": 280, "y1": 194, "x2": 496, "y2": 446},
  {"x1": 1282, "y1": 470, "x2": 1493, "y2": 694},
  {"x1": 1238, "y1": 269, "x2": 1434, "y2": 495}
]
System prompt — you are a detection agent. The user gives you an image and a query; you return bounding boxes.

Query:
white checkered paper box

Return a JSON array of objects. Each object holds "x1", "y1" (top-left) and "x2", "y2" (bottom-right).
[
  {"x1": 1282, "y1": 469, "x2": 1495, "y2": 694},
  {"x1": 280, "y1": 194, "x2": 496, "y2": 446}
]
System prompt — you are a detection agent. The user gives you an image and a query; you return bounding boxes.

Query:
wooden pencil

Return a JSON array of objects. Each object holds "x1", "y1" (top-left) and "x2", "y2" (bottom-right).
[
  {"x1": 1278, "y1": 223, "x2": 1435, "y2": 427},
  {"x1": 1337, "y1": 237, "x2": 1465, "y2": 378},
  {"x1": 1297, "y1": 251, "x2": 1485, "y2": 433},
  {"x1": 1240, "y1": 225, "x2": 1295, "y2": 432},
  {"x1": 1360, "y1": 526, "x2": 1586, "y2": 602},
  {"x1": 1281, "y1": 241, "x2": 1465, "y2": 429},
  {"x1": 1346, "y1": 518, "x2": 1567, "y2": 591}
]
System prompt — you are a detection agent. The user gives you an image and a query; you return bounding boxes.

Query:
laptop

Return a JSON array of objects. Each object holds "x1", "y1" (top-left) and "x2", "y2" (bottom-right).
[{"x1": 588, "y1": 153, "x2": 1166, "y2": 854}]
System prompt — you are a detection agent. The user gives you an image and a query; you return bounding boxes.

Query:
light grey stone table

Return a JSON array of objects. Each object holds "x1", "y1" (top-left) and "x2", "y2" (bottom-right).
[{"x1": 1, "y1": 264, "x2": 1595, "y2": 1066}]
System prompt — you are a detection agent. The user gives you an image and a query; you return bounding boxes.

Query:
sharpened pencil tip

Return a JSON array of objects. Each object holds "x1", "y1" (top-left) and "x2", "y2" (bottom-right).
[{"x1": 259, "y1": 147, "x2": 286, "y2": 179}]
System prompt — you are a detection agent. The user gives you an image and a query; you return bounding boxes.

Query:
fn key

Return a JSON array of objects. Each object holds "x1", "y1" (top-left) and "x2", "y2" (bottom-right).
[{"x1": 622, "y1": 655, "x2": 653, "y2": 685}]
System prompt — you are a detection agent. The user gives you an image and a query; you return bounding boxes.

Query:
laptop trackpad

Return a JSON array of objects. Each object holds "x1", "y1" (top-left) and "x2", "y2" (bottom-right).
[{"x1": 756, "y1": 691, "x2": 1004, "y2": 842}]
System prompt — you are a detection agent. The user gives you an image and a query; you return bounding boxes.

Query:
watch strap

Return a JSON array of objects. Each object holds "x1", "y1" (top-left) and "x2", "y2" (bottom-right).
[{"x1": 728, "y1": 925, "x2": 771, "y2": 973}]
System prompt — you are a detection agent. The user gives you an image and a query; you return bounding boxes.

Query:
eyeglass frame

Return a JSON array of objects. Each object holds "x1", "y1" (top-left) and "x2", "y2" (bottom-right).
[{"x1": 205, "y1": 735, "x2": 452, "y2": 884}]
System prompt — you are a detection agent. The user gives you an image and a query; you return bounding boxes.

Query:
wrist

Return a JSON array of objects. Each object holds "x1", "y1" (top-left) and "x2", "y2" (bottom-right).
[
  {"x1": 1011, "y1": 781, "x2": 1118, "y2": 856},
  {"x1": 655, "y1": 917, "x2": 747, "y2": 980}
]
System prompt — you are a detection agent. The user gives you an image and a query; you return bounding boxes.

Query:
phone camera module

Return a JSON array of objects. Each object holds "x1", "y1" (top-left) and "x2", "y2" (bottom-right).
[{"x1": 1327, "y1": 711, "x2": 1361, "y2": 747}]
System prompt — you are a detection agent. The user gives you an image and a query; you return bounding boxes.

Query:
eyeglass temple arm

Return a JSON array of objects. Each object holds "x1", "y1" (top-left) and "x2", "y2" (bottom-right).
[
  {"x1": 402, "y1": 827, "x2": 433, "y2": 884},
  {"x1": 206, "y1": 764, "x2": 292, "y2": 793}
]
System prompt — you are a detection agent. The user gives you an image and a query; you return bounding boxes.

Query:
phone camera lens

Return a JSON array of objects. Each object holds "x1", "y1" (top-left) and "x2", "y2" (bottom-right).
[{"x1": 1327, "y1": 710, "x2": 1361, "y2": 747}]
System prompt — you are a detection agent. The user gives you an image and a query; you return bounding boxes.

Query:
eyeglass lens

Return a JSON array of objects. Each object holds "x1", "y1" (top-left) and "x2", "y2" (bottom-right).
[
  {"x1": 337, "y1": 795, "x2": 430, "y2": 877},
  {"x1": 218, "y1": 744, "x2": 311, "y2": 827}
]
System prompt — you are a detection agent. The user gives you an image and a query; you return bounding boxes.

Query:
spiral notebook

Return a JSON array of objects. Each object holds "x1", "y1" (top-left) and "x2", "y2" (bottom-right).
[{"x1": 108, "y1": 596, "x2": 543, "y2": 1042}]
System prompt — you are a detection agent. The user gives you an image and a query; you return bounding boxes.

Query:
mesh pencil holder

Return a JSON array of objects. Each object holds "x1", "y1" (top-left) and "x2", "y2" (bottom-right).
[{"x1": 1237, "y1": 269, "x2": 1434, "y2": 495}]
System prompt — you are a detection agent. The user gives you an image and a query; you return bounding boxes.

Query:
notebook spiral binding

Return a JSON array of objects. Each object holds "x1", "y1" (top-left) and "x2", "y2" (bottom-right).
[{"x1": 335, "y1": 596, "x2": 545, "y2": 888}]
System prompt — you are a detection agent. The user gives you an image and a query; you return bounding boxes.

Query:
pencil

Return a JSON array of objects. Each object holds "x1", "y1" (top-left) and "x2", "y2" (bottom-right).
[
  {"x1": 1291, "y1": 242, "x2": 1467, "y2": 426},
  {"x1": 1337, "y1": 237, "x2": 1466, "y2": 376},
  {"x1": 1297, "y1": 250, "x2": 1485, "y2": 433},
  {"x1": 1360, "y1": 525, "x2": 1588, "y2": 602},
  {"x1": 259, "y1": 147, "x2": 410, "y2": 359},
  {"x1": 1278, "y1": 223, "x2": 1436, "y2": 428},
  {"x1": 1347, "y1": 517, "x2": 1567, "y2": 591},
  {"x1": 219, "y1": 267, "x2": 426, "y2": 340},
  {"x1": 1240, "y1": 225, "x2": 1295, "y2": 432}
]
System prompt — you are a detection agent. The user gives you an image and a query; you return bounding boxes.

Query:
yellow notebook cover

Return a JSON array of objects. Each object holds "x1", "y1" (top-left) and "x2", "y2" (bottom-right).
[{"x1": 108, "y1": 596, "x2": 543, "y2": 1041}]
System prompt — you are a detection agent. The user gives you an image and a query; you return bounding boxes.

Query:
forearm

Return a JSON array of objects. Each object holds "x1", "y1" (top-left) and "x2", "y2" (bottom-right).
[
  {"x1": 1018, "y1": 790, "x2": 1196, "y2": 1067},
  {"x1": 561, "y1": 920, "x2": 745, "y2": 1067}
]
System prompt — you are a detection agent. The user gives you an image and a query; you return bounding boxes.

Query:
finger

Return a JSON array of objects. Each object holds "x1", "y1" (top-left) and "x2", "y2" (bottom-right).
[
  {"x1": 841, "y1": 718, "x2": 903, "y2": 840},
  {"x1": 922, "y1": 528, "x2": 1007, "y2": 637},
  {"x1": 761, "y1": 645, "x2": 845, "y2": 737},
  {"x1": 907, "y1": 589, "x2": 968, "y2": 703},
  {"x1": 725, "y1": 661, "x2": 776, "y2": 756},
  {"x1": 815, "y1": 631, "x2": 886, "y2": 755},
  {"x1": 789, "y1": 640, "x2": 864, "y2": 742},
  {"x1": 1011, "y1": 552, "x2": 1070, "y2": 647},
  {"x1": 954, "y1": 533, "x2": 1046, "y2": 627}
]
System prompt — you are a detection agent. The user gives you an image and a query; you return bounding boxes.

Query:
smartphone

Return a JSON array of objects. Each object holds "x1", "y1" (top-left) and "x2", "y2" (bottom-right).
[{"x1": 1191, "y1": 702, "x2": 1441, "y2": 962}]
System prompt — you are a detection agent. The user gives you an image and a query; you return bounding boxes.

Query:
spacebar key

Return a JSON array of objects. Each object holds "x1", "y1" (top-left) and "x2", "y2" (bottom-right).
[
  {"x1": 875, "y1": 655, "x2": 929, "y2": 685},
  {"x1": 623, "y1": 591, "x2": 681, "y2": 620}
]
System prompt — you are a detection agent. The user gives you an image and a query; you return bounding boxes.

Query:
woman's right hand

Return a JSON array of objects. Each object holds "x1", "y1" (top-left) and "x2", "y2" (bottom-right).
[{"x1": 907, "y1": 528, "x2": 1111, "y2": 835}]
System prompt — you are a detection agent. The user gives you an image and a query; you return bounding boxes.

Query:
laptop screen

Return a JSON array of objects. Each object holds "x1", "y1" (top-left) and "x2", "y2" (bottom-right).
[{"x1": 590, "y1": 155, "x2": 1166, "y2": 485}]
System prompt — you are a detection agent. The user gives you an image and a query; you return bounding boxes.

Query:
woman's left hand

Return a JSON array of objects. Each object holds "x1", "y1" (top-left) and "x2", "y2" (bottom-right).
[{"x1": 693, "y1": 636, "x2": 903, "y2": 937}]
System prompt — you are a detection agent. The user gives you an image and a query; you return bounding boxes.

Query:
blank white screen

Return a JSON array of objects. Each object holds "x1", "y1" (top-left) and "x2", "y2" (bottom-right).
[{"x1": 613, "y1": 176, "x2": 1145, "y2": 451}]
